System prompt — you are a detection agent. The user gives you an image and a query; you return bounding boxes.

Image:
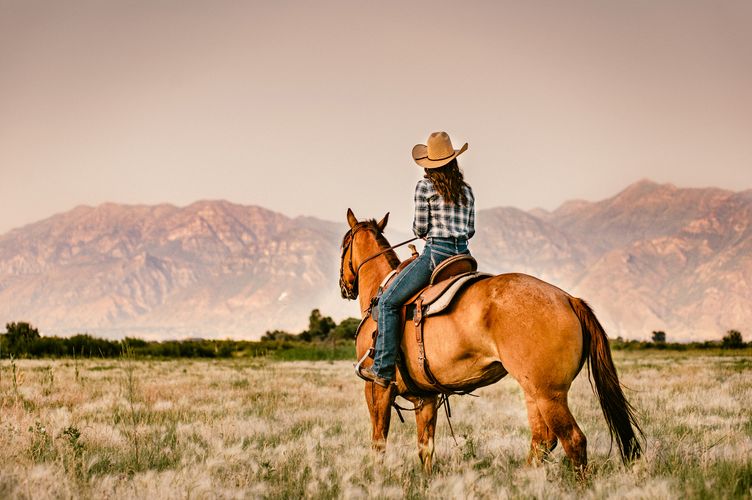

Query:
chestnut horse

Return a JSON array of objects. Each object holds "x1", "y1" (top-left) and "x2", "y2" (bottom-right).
[{"x1": 339, "y1": 209, "x2": 643, "y2": 473}]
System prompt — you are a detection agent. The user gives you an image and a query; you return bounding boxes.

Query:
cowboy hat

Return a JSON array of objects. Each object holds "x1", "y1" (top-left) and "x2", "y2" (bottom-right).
[{"x1": 411, "y1": 131, "x2": 468, "y2": 169}]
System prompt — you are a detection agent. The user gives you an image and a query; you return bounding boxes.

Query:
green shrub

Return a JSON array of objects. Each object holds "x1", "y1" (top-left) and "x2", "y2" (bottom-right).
[
  {"x1": 722, "y1": 330, "x2": 744, "y2": 349},
  {"x1": 0, "y1": 310, "x2": 362, "y2": 360}
]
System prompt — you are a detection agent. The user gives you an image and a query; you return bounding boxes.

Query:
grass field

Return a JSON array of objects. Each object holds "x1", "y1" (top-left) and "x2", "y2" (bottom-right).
[{"x1": 0, "y1": 350, "x2": 750, "y2": 499}]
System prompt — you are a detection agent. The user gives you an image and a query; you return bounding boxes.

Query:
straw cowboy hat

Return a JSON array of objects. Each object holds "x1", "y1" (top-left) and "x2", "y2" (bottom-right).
[{"x1": 411, "y1": 131, "x2": 468, "y2": 169}]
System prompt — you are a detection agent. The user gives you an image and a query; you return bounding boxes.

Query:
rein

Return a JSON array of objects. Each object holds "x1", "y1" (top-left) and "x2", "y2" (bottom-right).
[
  {"x1": 391, "y1": 394, "x2": 459, "y2": 446},
  {"x1": 355, "y1": 236, "x2": 418, "y2": 277},
  {"x1": 339, "y1": 223, "x2": 417, "y2": 300}
]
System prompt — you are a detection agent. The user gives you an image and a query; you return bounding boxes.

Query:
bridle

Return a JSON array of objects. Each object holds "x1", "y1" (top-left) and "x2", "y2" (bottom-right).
[{"x1": 339, "y1": 224, "x2": 417, "y2": 300}]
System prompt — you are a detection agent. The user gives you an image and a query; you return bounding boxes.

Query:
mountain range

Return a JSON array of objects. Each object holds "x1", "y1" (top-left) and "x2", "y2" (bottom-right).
[{"x1": 1, "y1": 179, "x2": 749, "y2": 341}]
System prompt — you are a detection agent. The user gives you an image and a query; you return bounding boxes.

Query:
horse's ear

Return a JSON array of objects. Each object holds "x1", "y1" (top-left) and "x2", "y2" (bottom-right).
[
  {"x1": 346, "y1": 208, "x2": 358, "y2": 228},
  {"x1": 377, "y1": 212, "x2": 389, "y2": 232}
]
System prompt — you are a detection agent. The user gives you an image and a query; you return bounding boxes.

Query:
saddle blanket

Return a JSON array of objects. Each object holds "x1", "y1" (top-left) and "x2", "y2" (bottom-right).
[{"x1": 371, "y1": 271, "x2": 490, "y2": 322}]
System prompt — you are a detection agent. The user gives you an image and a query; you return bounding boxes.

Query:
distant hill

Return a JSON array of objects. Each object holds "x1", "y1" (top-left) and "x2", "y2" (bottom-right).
[
  {"x1": 1, "y1": 180, "x2": 750, "y2": 340},
  {"x1": 475, "y1": 180, "x2": 752, "y2": 340},
  {"x1": 0, "y1": 201, "x2": 354, "y2": 339}
]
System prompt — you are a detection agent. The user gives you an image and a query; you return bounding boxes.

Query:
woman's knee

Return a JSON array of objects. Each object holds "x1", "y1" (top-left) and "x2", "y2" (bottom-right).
[{"x1": 379, "y1": 292, "x2": 402, "y2": 311}]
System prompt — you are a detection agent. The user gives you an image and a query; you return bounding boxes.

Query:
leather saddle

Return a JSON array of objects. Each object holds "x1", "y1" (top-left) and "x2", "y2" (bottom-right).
[
  {"x1": 359, "y1": 253, "x2": 492, "y2": 394},
  {"x1": 377, "y1": 253, "x2": 486, "y2": 317}
]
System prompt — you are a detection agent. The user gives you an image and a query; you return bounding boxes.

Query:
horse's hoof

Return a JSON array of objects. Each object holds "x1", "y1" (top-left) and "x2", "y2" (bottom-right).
[
  {"x1": 419, "y1": 437, "x2": 435, "y2": 474},
  {"x1": 422, "y1": 457, "x2": 433, "y2": 474},
  {"x1": 372, "y1": 440, "x2": 386, "y2": 453}
]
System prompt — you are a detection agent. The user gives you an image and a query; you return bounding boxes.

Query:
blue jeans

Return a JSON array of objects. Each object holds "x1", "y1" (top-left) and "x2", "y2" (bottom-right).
[{"x1": 372, "y1": 237, "x2": 469, "y2": 380}]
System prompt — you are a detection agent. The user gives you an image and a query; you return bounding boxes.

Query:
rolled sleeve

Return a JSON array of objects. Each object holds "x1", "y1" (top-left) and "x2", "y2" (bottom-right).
[{"x1": 467, "y1": 205, "x2": 475, "y2": 239}]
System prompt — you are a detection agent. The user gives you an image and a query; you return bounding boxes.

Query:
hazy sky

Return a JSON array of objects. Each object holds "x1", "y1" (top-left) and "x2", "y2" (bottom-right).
[{"x1": 1, "y1": 0, "x2": 751, "y2": 234}]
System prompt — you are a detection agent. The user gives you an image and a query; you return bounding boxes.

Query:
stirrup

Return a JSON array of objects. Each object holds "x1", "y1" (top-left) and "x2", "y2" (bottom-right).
[{"x1": 354, "y1": 348, "x2": 373, "y2": 381}]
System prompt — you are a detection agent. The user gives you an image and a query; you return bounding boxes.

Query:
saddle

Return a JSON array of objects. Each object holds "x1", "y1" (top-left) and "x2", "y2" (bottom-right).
[
  {"x1": 376, "y1": 254, "x2": 485, "y2": 316},
  {"x1": 358, "y1": 254, "x2": 492, "y2": 394}
]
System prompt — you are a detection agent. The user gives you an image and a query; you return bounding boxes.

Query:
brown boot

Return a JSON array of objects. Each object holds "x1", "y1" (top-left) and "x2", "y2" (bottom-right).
[{"x1": 358, "y1": 365, "x2": 391, "y2": 388}]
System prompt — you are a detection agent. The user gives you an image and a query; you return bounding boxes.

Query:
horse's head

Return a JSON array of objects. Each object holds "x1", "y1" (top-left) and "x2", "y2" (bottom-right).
[{"x1": 339, "y1": 208, "x2": 389, "y2": 300}]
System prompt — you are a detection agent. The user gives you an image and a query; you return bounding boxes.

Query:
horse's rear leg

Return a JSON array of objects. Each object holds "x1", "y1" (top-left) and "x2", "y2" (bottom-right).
[
  {"x1": 364, "y1": 382, "x2": 395, "y2": 452},
  {"x1": 536, "y1": 391, "x2": 587, "y2": 472},
  {"x1": 405, "y1": 395, "x2": 438, "y2": 473},
  {"x1": 524, "y1": 393, "x2": 558, "y2": 465}
]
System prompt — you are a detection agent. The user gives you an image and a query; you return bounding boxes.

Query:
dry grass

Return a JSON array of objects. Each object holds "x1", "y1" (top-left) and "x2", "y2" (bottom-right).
[{"x1": 0, "y1": 351, "x2": 750, "y2": 499}]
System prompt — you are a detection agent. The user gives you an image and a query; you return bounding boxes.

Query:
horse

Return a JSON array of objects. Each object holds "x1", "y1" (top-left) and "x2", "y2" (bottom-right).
[{"x1": 338, "y1": 209, "x2": 643, "y2": 474}]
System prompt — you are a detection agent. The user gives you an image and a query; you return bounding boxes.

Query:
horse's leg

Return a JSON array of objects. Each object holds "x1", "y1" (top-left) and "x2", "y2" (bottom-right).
[
  {"x1": 405, "y1": 395, "x2": 438, "y2": 473},
  {"x1": 536, "y1": 390, "x2": 588, "y2": 473},
  {"x1": 364, "y1": 381, "x2": 395, "y2": 452},
  {"x1": 524, "y1": 392, "x2": 558, "y2": 465}
]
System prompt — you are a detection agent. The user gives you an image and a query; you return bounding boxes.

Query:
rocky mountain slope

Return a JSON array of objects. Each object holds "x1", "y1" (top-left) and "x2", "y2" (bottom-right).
[
  {"x1": 0, "y1": 201, "x2": 354, "y2": 339},
  {"x1": 475, "y1": 180, "x2": 752, "y2": 340},
  {"x1": 1, "y1": 180, "x2": 749, "y2": 340}
]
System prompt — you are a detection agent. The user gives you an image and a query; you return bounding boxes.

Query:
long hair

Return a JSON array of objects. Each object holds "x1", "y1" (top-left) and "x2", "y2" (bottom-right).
[{"x1": 425, "y1": 159, "x2": 469, "y2": 206}]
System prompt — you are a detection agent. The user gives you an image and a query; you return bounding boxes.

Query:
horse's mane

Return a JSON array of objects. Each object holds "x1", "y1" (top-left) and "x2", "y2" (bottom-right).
[{"x1": 362, "y1": 219, "x2": 400, "y2": 269}]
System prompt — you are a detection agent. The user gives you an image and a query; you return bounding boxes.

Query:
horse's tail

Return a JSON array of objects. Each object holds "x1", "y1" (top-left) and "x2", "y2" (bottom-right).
[{"x1": 569, "y1": 297, "x2": 644, "y2": 463}]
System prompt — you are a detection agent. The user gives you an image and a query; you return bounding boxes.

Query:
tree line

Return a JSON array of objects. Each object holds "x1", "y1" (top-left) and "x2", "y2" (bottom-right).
[
  {"x1": 0, "y1": 309, "x2": 359, "y2": 359},
  {"x1": 2, "y1": 315, "x2": 746, "y2": 359},
  {"x1": 611, "y1": 329, "x2": 747, "y2": 350}
]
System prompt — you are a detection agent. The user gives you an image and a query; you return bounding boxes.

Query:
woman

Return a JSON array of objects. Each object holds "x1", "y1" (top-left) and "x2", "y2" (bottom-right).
[{"x1": 359, "y1": 131, "x2": 475, "y2": 387}]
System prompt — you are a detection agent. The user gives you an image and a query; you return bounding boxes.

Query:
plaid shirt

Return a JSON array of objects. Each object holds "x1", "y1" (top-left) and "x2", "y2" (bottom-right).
[{"x1": 412, "y1": 178, "x2": 475, "y2": 239}]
